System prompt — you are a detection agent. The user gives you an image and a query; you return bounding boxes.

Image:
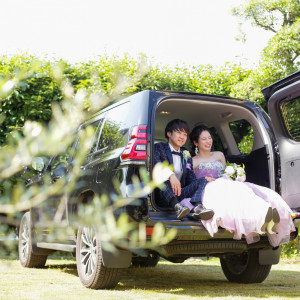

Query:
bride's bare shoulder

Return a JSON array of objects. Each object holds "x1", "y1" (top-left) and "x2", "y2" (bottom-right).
[
  {"x1": 212, "y1": 151, "x2": 226, "y2": 164},
  {"x1": 213, "y1": 151, "x2": 225, "y2": 158},
  {"x1": 192, "y1": 156, "x2": 200, "y2": 167}
]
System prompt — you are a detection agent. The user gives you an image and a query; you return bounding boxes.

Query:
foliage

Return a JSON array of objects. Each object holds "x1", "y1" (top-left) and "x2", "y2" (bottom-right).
[
  {"x1": 281, "y1": 237, "x2": 300, "y2": 259},
  {"x1": 262, "y1": 18, "x2": 300, "y2": 74},
  {"x1": 0, "y1": 55, "x2": 63, "y2": 145},
  {"x1": 138, "y1": 63, "x2": 251, "y2": 96},
  {"x1": 0, "y1": 54, "x2": 251, "y2": 146},
  {"x1": 229, "y1": 119, "x2": 254, "y2": 154},
  {"x1": 232, "y1": 0, "x2": 300, "y2": 107},
  {"x1": 233, "y1": 0, "x2": 300, "y2": 33},
  {"x1": 0, "y1": 61, "x2": 176, "y2": 255}
]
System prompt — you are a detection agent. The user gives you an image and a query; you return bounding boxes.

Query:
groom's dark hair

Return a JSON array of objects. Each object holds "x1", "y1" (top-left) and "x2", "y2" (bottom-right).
[{"x1": 165, "y1": 119, "x2": 189, "y2": 140}]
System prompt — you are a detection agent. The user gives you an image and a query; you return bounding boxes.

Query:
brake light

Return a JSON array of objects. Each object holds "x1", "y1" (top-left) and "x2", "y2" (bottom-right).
[
  {"x1": 130, "y1": 126, "x2": 147, "y2": 139},
  {"x1": 146, "y1": 226, "x2": 154, "y2": 236},
  {"x1": 121, "y1": 126, "x2": 147, "y2": 161}
]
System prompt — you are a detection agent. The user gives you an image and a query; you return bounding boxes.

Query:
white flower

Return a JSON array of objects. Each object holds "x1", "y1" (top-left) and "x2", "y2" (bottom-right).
[
  {"x1": 152, "y1": 163, "x2": 172, "y2": 185},
  {"x1": 224, "y1": 165, "x2": 235, "y2": 176},
  {"x1": 222, "y1": 173, "x2": 232, "y2": 180},
  {"x1": 236, "y1": 174, "x2": 246, "y2": 182},
  {"x1": 223, "y1": 162, "x2": 246, "y2": 181},
  {"x1": 182, "y1": 150, "x2": 191, "y2": 160},
  {"x1": 237, "y1": 167, "x2": 245, "y2": 176}
]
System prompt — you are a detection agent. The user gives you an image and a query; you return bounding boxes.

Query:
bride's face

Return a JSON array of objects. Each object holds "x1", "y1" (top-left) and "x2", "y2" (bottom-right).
[{"x1": 196, "y1": 130, "x2": 213, "y2": 152}]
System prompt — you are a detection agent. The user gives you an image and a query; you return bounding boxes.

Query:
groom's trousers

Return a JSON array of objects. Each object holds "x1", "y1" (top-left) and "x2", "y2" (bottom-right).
[{"x1": 157, "y1": 177, "x2": 208, "y2": 208}]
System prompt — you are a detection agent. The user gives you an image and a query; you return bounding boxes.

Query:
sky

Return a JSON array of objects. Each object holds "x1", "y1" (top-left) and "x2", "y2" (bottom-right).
[{"x1": 1, "y1": 0, "x2": 274, "y2": 67}]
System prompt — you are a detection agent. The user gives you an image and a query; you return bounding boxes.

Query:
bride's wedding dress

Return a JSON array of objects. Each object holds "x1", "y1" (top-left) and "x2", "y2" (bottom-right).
[{"x1": 181, "y1": 160, "x2": 295, "y2": 247}]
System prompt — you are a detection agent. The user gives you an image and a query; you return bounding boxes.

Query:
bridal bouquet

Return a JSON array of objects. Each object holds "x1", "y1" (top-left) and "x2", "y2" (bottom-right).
[{"x1": 223, "y1": 162, "x2": 246, "y2": 182}]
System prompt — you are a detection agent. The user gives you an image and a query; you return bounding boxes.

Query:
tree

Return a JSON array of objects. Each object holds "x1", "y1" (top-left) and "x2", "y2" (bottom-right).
[
  {"x1": 231, "y1": 0, "x2": 300, "y2": 108},
  {"x1": 233, "y1": 0, "x2": 300, "y2": 73}
]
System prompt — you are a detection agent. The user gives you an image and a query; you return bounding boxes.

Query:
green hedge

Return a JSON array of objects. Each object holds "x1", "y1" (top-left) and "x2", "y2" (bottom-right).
[{"x1": 0, "y1": 54, "x2": 250, "y2": 145}]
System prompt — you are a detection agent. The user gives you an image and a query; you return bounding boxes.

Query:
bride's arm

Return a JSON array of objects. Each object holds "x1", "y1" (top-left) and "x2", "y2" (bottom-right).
[{"x1": 217, "y1": 151, "x2": 226, "y2": 167}]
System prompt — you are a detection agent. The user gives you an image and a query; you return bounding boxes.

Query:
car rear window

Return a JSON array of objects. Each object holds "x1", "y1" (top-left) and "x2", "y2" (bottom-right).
[
  {"x1": 229, "y1": 119, "x2": 254, "y2": 155},
  {"x1": 280, "y1": 97, "x2": 300, "y2": 142},
  {"x1": 97, "y1": 102, "x2": 130, "y2": 153}
]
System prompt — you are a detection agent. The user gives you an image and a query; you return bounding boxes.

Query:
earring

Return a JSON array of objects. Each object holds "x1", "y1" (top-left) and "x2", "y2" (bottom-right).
[{"x1": 195, "y1": 146, "x2": 199, "y2": 155}]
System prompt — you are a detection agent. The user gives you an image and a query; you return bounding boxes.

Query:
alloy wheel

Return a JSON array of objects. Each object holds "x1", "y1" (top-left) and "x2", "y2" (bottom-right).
[
  {"x1": 79, "y1": 227, "x2": 97, "y2": 277},
  {"x1": 20, "y1": 221, "x2": 29, "y2": 261}
]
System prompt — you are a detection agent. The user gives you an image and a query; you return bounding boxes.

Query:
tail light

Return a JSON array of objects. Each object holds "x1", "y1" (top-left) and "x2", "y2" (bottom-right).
[
  {"x1": 146, "y1": 226, "x2": 154, "y2": 236},
  {"x1": 121, "y1": 126, "x2": 147, "y2": 163}
]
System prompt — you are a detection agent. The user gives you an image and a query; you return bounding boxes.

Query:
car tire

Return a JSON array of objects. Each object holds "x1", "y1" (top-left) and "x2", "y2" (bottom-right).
[
  {"x1": 18, "y1": 212, "x2": 47, "y2": 268},
  {"x1": 220, "y1": 249, "x2": 272, "y2": 283},
  {"x1": 76, "y1": 226, "x2": 122, "y2": 289},
  {"x1": 131, "y1": 253, "x2": 160, "y2": 267}
]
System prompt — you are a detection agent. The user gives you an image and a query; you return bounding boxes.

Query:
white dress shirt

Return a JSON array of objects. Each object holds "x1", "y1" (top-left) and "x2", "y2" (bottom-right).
[{"x1": 169, "y1": 143, "x2": 183, "y2": 181}]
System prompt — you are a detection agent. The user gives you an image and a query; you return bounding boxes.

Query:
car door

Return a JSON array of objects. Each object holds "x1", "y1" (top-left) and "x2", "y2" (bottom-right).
[{"x1": 264, "y1": 73, "x2": 300, "y2": 210}]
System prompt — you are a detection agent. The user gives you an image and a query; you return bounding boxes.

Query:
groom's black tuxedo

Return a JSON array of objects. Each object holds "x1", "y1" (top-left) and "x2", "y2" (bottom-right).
[{"x1": 154, "y1": 142, "x2": 207, "y2": 208}]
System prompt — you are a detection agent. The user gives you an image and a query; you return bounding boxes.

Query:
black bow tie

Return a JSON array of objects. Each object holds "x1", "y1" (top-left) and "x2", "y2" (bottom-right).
[{"x1": 172, "y1": 151, "x2": 182, "y2": 156}]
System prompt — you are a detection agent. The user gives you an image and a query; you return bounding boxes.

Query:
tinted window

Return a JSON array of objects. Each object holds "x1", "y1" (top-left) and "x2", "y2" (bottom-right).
[
  {"x1": 209, "y1": 127, "x2": 225, "y2": 153},
  {"x1": 280, "y1": 97, "x2": 300, "y2": 142},
  {"x1": 229, "y1": 119, "x2": 254, "y2": 155},
  {"x1": 49, "y1": 150, "x2": 72, "y2": 171},
  {"x1": 98, "y1": 103, "x2": 130, "y2": 153},
  {"x1": 72, "y1": 119, "x2": 103, "y2": 156},
  {"x1": 87, "y1": 119, "x2": 103, "y2": 153},
  {"x1": 50, "y1": 119, "x2": 103, "y2": 170}
]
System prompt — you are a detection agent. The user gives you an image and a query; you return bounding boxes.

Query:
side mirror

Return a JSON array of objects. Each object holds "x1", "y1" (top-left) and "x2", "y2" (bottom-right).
[
  {"x1": 51, "y1": 164, "x2": 68, "y2": 180},
  {"x1": 32, "y1": 157, "x2": 45, "y2": 172}
]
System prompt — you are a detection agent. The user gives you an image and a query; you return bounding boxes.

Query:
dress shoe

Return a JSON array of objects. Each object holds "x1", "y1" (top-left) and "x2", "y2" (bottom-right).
[
  {"x1": 266, "y1": 208, "x2": 280, "y2": 234},
  {"x1": 174, "y1": 203, "x2": 190, "y2": 220},
  {"x1": 191, "y1": 203, "x2": 214, "y2": 220}
]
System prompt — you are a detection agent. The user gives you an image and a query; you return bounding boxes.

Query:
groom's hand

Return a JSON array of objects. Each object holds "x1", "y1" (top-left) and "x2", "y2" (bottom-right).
[{"x1": 169, "y1": 174, "x2": 181, "y2": 196}]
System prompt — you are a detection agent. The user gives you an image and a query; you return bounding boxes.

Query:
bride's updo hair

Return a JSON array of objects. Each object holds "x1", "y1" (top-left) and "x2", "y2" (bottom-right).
[{"x1": 189, "y1": 125, "x2": 212, "y2": 156}]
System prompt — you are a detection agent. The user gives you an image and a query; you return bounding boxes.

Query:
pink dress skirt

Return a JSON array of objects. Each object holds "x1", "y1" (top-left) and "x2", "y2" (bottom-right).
[{"x1": 180, "y1": 160, "x2": 295, "y2": 247}]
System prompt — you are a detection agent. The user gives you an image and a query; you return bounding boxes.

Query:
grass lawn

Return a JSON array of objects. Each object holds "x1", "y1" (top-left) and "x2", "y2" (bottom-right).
[{"x1": 0, "y1": 254, "x2": 299, "y2": 300}]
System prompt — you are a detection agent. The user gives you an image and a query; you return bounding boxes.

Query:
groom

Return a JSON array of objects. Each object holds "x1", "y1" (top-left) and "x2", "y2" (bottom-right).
[{"x1": 154, "y1": 119, "x2": 214, "y2": 220}]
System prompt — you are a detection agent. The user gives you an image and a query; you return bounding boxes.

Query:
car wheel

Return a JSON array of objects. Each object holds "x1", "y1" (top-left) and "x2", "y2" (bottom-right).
[
  {"x1": 220, "y1": 249, "x2": 272, "y2": 283},
  {"x1": 76, "y1": 226, "x2": 122, "y2": 289},
  {"x1": 18, "y1": 212, "x2": 47, "y2": 268},
  {"x1": 131, "y1": 253, "x2": 160, "y2": 267}
]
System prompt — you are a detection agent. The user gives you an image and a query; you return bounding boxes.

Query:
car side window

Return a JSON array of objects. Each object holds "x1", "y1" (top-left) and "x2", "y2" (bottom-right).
[
  {"x1": 229, "y1": 119, "x2": 254, "y2": 155},
  {"x1": 73, "y1": 118, "x2": 103, "y2": 155},
  {"x1": 49, "y1": 150, "x2": 72, "y2": 171},
  {"x1": 87, "y1": 119, "x2": 103, "y2": 153},
  {"x1": 280, "y1": 97, "x2": 300, "y2": 142},
  {"x1": 97, "y1": 103, "x2": 130, "y2": 153},
  {"x1": 49, "y1": 120, "x2": 103, "y2": 171}
]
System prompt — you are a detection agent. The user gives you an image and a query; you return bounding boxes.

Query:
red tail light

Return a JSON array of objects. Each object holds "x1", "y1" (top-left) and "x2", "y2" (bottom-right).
[
  {"x1": 121, "y1": 126, "x2": 147, "y2": 161},
  {"x1": 130, "y1": 126, "x2": 147, "y2": 139},
  {"x1": 146, "y1": 226, "x2": 154, "y2": 236}
]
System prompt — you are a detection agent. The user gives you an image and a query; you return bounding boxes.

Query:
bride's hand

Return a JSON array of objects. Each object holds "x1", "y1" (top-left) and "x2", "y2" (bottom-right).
[{"x1": 205, "y1": 174, "x2": 215, "y2": 182}]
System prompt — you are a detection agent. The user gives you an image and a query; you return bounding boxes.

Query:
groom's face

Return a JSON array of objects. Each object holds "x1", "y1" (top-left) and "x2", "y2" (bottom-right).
[{"x1": 167, "y1": 129, "x2": 188, "y2": 151}]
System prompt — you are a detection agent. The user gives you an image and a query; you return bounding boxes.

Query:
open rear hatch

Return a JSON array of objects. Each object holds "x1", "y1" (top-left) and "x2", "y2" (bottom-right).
[{"x1": 262, "y1": 71, "x2": 300, "y2": 223}]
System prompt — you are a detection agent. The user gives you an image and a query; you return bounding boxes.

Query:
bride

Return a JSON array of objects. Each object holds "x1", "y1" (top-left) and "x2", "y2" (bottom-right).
[{"x1": 181, "y1": 125, "x2": 295, "y2": 247}]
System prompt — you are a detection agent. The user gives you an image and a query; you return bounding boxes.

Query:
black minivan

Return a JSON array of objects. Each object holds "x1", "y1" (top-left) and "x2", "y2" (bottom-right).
[{"x1": 18, "y1": 71, "x2": 300, "y2": 289}]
